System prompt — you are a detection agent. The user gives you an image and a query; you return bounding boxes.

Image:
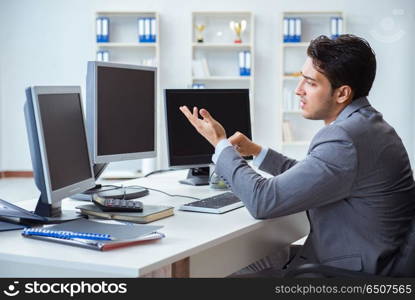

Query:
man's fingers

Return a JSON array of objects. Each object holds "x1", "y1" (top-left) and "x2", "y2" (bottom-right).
[
  {"x1": 180, "y1": 106, "x2": 200, "y2": 128},
  {"x1": 193, "y1": 106, "x2": 199, "y2": 118},
  {"x1": 228, "y1": 131, "x2": 244, "y2": 144},
  {"x1": 179, "y1": 106, "x2": 193, "y2": 118},
  {"x1": 199, "y1": 108, "x2": 214, "y2": 122}
]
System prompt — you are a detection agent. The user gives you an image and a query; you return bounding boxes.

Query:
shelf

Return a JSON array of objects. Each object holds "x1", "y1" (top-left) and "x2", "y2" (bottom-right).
[
  {"x1": 192, "y1": 11, "x2": 252, "y2": 16},
  {"x1": 192, "y1": 43, "x2": 252, "y2": 48},
  {"x1": 282, "y1": 141, "x2": 310, "y2": 146},
  {"x1": 96, "y1": 43, "x2": 157, "y2": 48},
  {"x1": 283, "y1": 42, "x2": 310, "y2": 47},
  {"x1": 97, "y1": 11, "x2": 158, "y2": 16},
  {"x1": 284, "y1": 11, "x2": 343, "y2": 15},
  {"x1": 192, "y1": 76, "x2": 251, "y2": 81}
]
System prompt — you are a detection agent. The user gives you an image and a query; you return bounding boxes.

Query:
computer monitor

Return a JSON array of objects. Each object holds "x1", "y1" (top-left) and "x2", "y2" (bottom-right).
[
  {"x1": 165, "y1": 89, "x2": 252, "y2": 185},
  {"x1": 82, "y1": 61, "x2": 157, "y2": 199},
  {"x1": 24, "y1": 86, "x2": 95, "y2": 221}
]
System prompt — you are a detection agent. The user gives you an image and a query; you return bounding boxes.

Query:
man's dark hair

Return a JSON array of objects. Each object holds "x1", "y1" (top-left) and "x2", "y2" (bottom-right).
[{"x1": 307, "y1": 34, "x2": 376, "y2": 100}]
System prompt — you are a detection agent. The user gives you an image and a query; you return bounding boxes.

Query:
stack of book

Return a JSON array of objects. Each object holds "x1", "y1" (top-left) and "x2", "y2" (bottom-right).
[{"x1": 76, "y1": 204, "x2": 174, "y2": 224}]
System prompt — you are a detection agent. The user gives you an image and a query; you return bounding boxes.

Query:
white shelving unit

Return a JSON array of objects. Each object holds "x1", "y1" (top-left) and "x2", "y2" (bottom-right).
[
  {"x1": 279, "y1": 11, "x2": 345, "y2": 160},
  {"x1": 95, "y1": 11, "x2": 159, "y2": 66},
  {"x1": 94, "y1": 11, "x2": 161, "y2": 175},
  {"x1": 191, "y1": 11, "x2": 255, "y2": 122}
]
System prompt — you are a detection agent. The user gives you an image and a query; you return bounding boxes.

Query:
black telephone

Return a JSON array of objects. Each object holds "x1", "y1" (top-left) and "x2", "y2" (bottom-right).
[{"x1": 92, "y1": 194, "x2": 143, "y2": 212}]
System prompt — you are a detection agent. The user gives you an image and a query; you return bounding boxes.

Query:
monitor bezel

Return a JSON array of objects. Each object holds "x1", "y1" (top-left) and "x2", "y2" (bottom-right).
[
  {"x1": 87, "y1": 61, "x2": 157, "y2": 164},
  {"x1": 30, "y1": 86, "x2": 95, "y2": 205},
  {"x1": 164, "y1": 88, "x2": 252, "y2": 169}
]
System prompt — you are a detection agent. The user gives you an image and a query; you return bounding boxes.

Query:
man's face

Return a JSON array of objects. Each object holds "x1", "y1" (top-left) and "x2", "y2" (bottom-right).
[{"x1": 295, "y1": 57, "x2": 337, "y2": 123}]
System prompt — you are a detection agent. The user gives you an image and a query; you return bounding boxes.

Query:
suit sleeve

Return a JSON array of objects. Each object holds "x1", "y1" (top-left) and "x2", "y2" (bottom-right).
[
  {"x1": 215, "y1": 125, "x2": 358, "y2": 219},
  {"x1": 258, "y1": 149, "x2": 298, "y2": 175}
]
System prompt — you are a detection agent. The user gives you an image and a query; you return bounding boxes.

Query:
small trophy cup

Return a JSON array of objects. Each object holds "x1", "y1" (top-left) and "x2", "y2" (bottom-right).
[
  {"x1": 229, "y1": 20, "x2": 247, "y2": 43},
  {"x1": 195, "y1": 24, "x2": 206, "y2": 43}
]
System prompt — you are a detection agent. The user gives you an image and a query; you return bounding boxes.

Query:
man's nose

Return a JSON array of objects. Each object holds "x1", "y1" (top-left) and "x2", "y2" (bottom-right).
[{"x1": 295, "y1": 81, "x2": 305, "y2": 96}]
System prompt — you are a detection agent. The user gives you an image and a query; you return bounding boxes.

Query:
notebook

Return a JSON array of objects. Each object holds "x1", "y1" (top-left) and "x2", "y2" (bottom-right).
[
  {"x1": 21, "y1": 218, "x2": 164, "y2": 251},
  {"x1": 76, "y1": 204, "x2": 174, "y2": 224}
]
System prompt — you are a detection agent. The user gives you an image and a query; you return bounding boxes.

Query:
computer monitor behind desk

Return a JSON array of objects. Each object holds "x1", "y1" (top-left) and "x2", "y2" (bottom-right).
[
  {"x1": 24, "y1": 86, "x2": 96, "y2": 222},
  {"x1": 165, "y1": 89, "x2": 252, "y2": 185},
  {"x1": 73, "y1": 61, "x2": 157, "y2": 201}
]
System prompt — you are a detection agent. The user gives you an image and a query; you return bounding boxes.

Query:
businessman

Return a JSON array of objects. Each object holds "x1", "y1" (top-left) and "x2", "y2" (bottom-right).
[{"x1": 180, "y1": 34, "x2": 415, "y2": 277}]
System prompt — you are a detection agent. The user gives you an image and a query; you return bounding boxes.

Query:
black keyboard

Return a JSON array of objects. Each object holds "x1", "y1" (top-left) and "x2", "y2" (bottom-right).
[{"x1": 180, "y1": 192, "x2": 244, "y2": 214}]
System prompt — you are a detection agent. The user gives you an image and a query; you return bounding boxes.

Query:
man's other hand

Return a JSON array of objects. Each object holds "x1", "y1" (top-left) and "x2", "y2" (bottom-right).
[
  {"x1": 228, "y1": 131, "x2": 262, "y2": 156},
  {"x1": 179, "y1": 106, "x2": 226, "y2": 147}
]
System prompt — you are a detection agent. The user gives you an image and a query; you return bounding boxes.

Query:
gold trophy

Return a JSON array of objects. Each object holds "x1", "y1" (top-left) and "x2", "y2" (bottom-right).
[
  {"x1": 195, "y1": 23, "x2": 206, "y2": 43},
  {"x1": 229, "y1": 20, "x2": 247, "y2": 43}
]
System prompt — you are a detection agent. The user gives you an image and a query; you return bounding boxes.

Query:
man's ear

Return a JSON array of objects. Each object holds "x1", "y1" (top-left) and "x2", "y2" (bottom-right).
[{"x1": 335, "y1": 85, "x2": 353, "y2": 104}]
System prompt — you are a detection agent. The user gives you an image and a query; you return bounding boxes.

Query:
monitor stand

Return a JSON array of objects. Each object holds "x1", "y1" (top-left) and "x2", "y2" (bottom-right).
[
  {"x1": 179, "y1": 167, "x2": 210, "y2": 186},
  {"x1": 71, "y1": 163, "x2": 148, "y2": 201},
  {"x1": 20, "y1": 195, "x2": 82, "y2": 224}
]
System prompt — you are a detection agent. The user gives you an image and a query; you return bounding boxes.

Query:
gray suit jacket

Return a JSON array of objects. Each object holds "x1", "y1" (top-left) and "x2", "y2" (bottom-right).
[{"x1": 215, "y1": 97, "x2": 415, "y2": 275}]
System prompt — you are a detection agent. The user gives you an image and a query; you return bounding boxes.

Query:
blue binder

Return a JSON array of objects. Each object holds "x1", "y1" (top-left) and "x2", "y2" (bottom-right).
[
  {"x1": 101, "y1": 17, "x2": 110, "y2": 42},
  {"x1": 150, "y1": 17, "x2": 156, "y2": 42},
  {"x1": 138, "y1": 18, "x2": 144, "y2": 42}
]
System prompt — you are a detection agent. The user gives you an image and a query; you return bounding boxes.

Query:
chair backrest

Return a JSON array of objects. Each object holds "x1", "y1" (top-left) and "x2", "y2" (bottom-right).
[{"x1": 390, "y1": 218, "x2": 415, "y2": 277}]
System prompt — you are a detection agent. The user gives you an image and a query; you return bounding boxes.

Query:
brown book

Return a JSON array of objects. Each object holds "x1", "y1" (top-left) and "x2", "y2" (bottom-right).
[{"x1": 76, "y1": 204, "x2": 174, "y2": 224}]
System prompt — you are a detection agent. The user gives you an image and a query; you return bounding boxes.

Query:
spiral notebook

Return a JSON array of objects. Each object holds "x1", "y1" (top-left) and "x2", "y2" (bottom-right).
[{"x1": 21, "y1": 218, "x2": 164, "y2": 251}]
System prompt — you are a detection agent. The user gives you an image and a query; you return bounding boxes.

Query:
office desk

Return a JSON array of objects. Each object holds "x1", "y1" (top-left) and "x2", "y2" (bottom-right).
[{"x1": 0, "y1": 170, "x2": 309, "y2": 277}]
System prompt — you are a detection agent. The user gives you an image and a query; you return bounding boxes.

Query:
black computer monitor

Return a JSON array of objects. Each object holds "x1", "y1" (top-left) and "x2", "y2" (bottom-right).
[
  {"x1": 24, "y1": 86, "x2": 95, "y2": 221},
  {"x1": 81, "y1": 61, "x2": 157, "y2": 200},
  {"x1": 165, "y1": 89, "x2": 252, "y2": 185}
]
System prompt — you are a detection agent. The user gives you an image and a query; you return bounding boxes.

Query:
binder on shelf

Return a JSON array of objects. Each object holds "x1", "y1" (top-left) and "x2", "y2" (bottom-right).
[
  {"x1": 100, "y1": 17, "x2": 110, "y2": 43},
  {"x1": 138, "y1": 18, "x2": 145, "y2": 42},
  {"x1": 244, "y1": 51, "x2": 251, "y2": 76},
  {"x1": 239, "y1": 51, "x2": 245, "y2": 76},
  {"x1": 288, "y1": 18, "x2": 295, "y2": 42},
  {"x1": 144, "y1": 18, "x2": 151, "y2": 42},
  {"x1": 330, "y1": 17, "x2": 343, "y2": 39},
  {"x1": 96, "y1": 51, "x2": 103, "y2": 61},
  {"x1": 96, "y1": 17, "x2": 102, "y2": 42},
  {"x1": 138, "y1": 17, "x2": 156, "y2": 43},
  {"x1": 150, "y1": 17, "x2": 157, "y2": 42},
  {"x1": 192, "y1": 83, "x2": 205, "y2": 89},
  {"x1": 283, "y1": 18, "x2": 289, "y2": 42},
  {"x1": 239, "y1": 51, "x2": 251, "y2": 76},
  {"x1": 96, "y1": 50, "x2": 109, "y2": 62},
  {"x1": 337, "y1": 17, "x2": 343, "y2": 35},
  {"x1": 102, "y1": 50, "x2": 109, "y2": 62},
  {"x1": 294, "y1": 18, "x2": 302, "y2": 42},
  {"x1": 21, "y1": 218, "x2": 165, "y2": 251},
  {"x1": 283, "y1": 17, "x2": 301, "y2": 43}
]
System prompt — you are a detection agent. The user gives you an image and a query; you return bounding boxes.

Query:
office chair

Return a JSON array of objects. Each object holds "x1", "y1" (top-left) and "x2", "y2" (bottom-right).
[{"x1": 285, "y1": 218, "x2": 415, "y2": 278}]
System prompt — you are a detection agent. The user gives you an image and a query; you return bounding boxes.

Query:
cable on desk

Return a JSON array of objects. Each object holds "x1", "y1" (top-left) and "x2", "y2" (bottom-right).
[
  {"x1": 143, "y1": 168, "x2": 175, "y2": 178},
  {"x1": 126, "y1": 185, "x2": 200, "y2": 201}
]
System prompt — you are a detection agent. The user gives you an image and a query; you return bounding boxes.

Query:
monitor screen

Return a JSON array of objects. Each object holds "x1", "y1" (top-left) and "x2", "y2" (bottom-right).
[
  {"x1": 165, "y1": 89, "x2": 252, "y2": 167},
  {"x1": 87, "y1": 62, "x2": 157, "y2": 163},
  {"x1": 38, "y1": 93, "x2": 92, "y2": 191},
  {"x1": 25, "y1": 86, "x2": 95, "y2": 218}
]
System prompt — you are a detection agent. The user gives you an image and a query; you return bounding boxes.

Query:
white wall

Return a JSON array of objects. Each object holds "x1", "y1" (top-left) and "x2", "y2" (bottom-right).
[{"x1": 0, "y1": 0, "x2": 414, "y2": 171}]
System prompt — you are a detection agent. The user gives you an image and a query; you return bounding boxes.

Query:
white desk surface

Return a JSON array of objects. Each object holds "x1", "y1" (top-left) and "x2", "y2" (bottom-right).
[{"x1": 0, "y1": 169, "x2": 309, "y2": 277}]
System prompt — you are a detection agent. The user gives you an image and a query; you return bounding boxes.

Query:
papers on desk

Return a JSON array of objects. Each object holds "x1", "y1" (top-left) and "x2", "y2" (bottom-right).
[
  {"x1": 21, "y1": 218, "x2": 165, "y2": 251},
  {"x1": 0, "y1": 198, "x2": 47, "y2": 230},
  {"x1": 0, "y1": 220, "x2": 27, "y2": 231}
]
